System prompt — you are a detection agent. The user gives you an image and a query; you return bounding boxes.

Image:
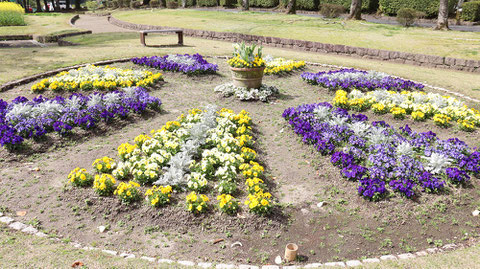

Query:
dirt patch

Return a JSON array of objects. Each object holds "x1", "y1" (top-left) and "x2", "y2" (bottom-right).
[{"x1": 0, "y1": 59, "x2": 479, "y2": 265}]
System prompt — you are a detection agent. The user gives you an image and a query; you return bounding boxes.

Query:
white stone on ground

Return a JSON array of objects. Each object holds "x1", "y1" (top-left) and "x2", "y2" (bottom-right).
[
  {"x1": 178, "y1": 260, "x2": 195, "y2": 266},
  {"x1": 239, "y1": 265, "x2": 259, "y2": 269},
  {"x1": 21, "y1": 226, "x2": 38, "y2": 234},
  {"x1": 101, "y1": 250, "x2": 118, "y2": 256},
  {"x1": 379, "y1": 255, "x2": 397, "y2": 261},
  {"x1": 275, "y1": 255, "x2": 283, "y2": 264},
  {"x1": 158, "y1": 259, "x2": 174, "y2": 264},
  {"x1": 324, "y1": 261, "x2": 346, "y2": 267},
  {"x1": 216, "y1": 264, "x2": 236, "y2": 269},
  {"x1": 426, "y1": 248, "x2": 439, "y2": 254},
  {"x1": 304, "y1": 263, "x2": 323, "y2": 268},
  {"x1": 140, "y1": 256, "x2": 156, "y2": 262},
  {"x1": 472, "y1": 210, "x2": 480, "y2": 216},
  {"x1": 397, "y1": 253, "x2": 416, "y2": 260},
  {"x1": 120, "y1": 253, "x2": 135, "y2": 259},
  {"x1": 35, "y1": 231, "x2": 47, "y2": 237},
  {"x1": 98, "y1": 225, "x2": 106, "y2": 233},
  {"x1": 0, "y1": 216, "x2": 15, "y2": 224},
  {"x1": 415, "y1": 251, "x2": 428, "y2": 257},
  {"x1": 198, "y1": 262, "x2": 213, "y2": 268},
  {"x1": 9, "y1": 221, "x2": 28, "y2": 230},
  {"x1": 345, "y1": 260, "x2": 362, "y2": 267},
  {"x1": 261, "y1": 266, "x2": 279, "y2": 269},
  {"x1": 362, "y1": 258, "x2": 380, "y2": 263}
]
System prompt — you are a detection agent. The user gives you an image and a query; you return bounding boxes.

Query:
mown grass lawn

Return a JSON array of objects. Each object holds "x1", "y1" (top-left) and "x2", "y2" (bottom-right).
[
  {"x1": 113, "y1": 9, "x2": 480, "y2": 60},
  {"x1": 0, "y1": 13, "x2": 81, "y2": 36}
]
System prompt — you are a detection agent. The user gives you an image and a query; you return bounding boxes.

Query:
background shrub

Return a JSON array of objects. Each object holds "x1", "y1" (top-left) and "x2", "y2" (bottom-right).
[
  {"x1": 0, "y1": 2, "x2": 25, "y2": 26},
  {"x1": 396, "y1": 7, "x2": 417, "y2": 26},
  {"x1": 461, "y1": 1, "x2": 480, "y2": 22},
  {"x1": 250, "y1": 0, "x2": 279, "y2": 7},
  {"x1": 130, "y1": 0, "x2": 142, "y2": 8},
  {"x1": 197, "y1": 0, "x2": 217, "y2": 6},
  {"x1": 379, "y1": 0, "x2": 456, "y2": 17},
  {"x1": 166, "y1": 0, "x2": 179, "y2": 8},
  {"x1": 149, "y1": 0, "x2": 160, "y2": 7},
  {"x1": 220, "y1": 0, "x2": 238, "y2": 7},
  {"x1": 320, "y1": 3, "x2": 346, "y2": 17},
  {"x1": 280, "y1": 0, "x2": 377, "y2": 12},
  {"x1": 177, "y1": 0, "x2": 196, "y2": 6}
]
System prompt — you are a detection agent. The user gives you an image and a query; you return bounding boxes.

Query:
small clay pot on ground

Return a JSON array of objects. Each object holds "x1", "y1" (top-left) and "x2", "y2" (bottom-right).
[{"x1": 230, "y1": 66, "x2": 265, "y2": 89}]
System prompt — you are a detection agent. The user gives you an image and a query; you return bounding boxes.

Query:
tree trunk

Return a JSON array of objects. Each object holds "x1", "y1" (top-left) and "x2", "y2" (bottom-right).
[
  {"x1": 181, "y1": 0, "x2": 186, "y2": 7},
  {"x1": 435, "y1": 0, "x2": 449, "y2": 30},
  {"x1": 51, "y1": 0, "x2": 56, "y2": 10},
  {"x1": 242, "y1": 0, "x2": 248, "y2": 11},
  {"x1": 285, "y1": 0, "x2": 295, "y2": 14},
  {"x1": 347, "y1": 0, "x2": 362, "y2": 20},
  {"x1": 54, "y1": 0, "x2": 60, "y2": 11},
  {"x1": 75, "y1": 0, "x2": 81, "y2": 10},
  {"x1": 36, "y1": 0, "x2": 42, "y2": 11},
  {"x1": 66, "y1": 0, "x2": 71, "y2": 10}
]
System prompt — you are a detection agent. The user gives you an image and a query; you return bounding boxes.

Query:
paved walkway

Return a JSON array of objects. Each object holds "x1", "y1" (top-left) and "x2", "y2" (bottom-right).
[
  {"x1": 0, "y1": 40, "x2": 48, "y2": 48},
  {"x1": 73, "y1": 14, "x2": 135, "y2": 33}
]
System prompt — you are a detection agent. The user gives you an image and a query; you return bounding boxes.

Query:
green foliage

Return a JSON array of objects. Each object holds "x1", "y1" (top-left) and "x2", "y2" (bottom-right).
[
  {"x1": 379, "y1": 0, "x2": 456, "y2": 17},
  {"x1": 233, "y1": 42, "x2": 263, "y2": 62},
  {"x1": 0, "y1": 2, "x2": 25, "y2": 26},
  {"x1": 220, "y1": 0, "x2": 238, "y2": 7},
  {"x1": 197, "y1": 0, "x2": 217, "y2": 6},
  {"x1": 396, "y1": 7, "x2": 417, "y2": 26},
  {"x1": 130, "y1": 0, "x2": 142, "y2": 8},
  {"x1": 279, "y1": 0, "x2": 377, "y2": 11},
  {"x1": 149, "y1": 0, "x2": 160, "y2": 7},
  {"x1": 250, "y1": 0, "x2": 279, "y2": 7},
  {"x1": 86, "y1": 0, "x2": 100, "y2": 11},
  {"x1": 461, "y1": 1, "x2": 480, "y2": 22},
  {"x1": 177, "y1": 0, "x2": 196, "y2": 6},
  {"x1": 166, "y1": 0, "x2": 179, "y2": 8},
  {"x1": 320, "y1": 3, "x2": 346, "y2": 17}
]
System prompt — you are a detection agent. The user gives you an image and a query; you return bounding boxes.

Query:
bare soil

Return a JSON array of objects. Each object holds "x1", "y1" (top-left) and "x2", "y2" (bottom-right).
[{"x1": 0, "y1": 59, "x2": 479, "y2": 265}]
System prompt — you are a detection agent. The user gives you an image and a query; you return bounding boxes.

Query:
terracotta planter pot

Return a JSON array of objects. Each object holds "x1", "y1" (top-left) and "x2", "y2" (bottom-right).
[
  {"x1": 284, "y1": 243, "x2": 298, "y2": 262},
  {"x1": 230, "y1": 66, "x2": 265, "y2": 89}
]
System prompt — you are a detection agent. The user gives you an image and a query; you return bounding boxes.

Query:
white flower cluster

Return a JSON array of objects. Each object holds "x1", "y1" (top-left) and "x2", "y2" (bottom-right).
[
  {"x1": 51, "y1": 65, "x2": 149, "y2": 84},
  {"x1": 214, "y1": 83, "x2": 279, "y2": 102},
  {"x1": 165, "y1": 54, "x2": 197, "y2": 66}
]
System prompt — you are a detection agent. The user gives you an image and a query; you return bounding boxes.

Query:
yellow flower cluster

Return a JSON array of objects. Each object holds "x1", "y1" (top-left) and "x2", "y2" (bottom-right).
[
  {"x1": 217, "y1": 194, "x2": 239, "y2": 215},
  {"x1": 241, "y1": 147, "x2": 256, "y2": 162},
  {"x1": 92, "y1": 156, "x2": 116, "y2": 174},
  {"x1": 264, "y1": 58, "x2": 305, "y2": 75},
  {"x1": 118, "y1": 143, "x2": 138, "y2": 161},
  {"x1": 114, "y1": 181, "x2": 141, "y2": 204},
  {"x1": 390, "y1": 107, "x2": 406, "y2": 119},
  {"x1": 0, "y1": 2, "x2": 24, "y2": 13},
  {"x1": 333, "y1": 89, "x2": 480, "y2": 131},
  {"x1": 134, "y1": 134, "x2": 151, "y2": 147},
  {"x1": 186, "y1": 191, "x2": 209, "y2": 214},
  {"x1": 145, "y1": 185, "x2": 173, "y2": 207},
  {"x1": 228, "y1": 55, "x2": 266, "y2": 68},
  {"x1": 31, "y1": 65, "x2": 163, "y2": 93},
  {"x1": 93, "y1": 174, "x2": 116, "y2": 196},
  {"x1": 68, "y1": 167, "x2": 93, "y2": 187},
  {"x1": 433, "y1": 114, "x2": 452, "y2": 128},
  {"x1": 244, "y1": 191, "x2": 272, "y2": 215}
]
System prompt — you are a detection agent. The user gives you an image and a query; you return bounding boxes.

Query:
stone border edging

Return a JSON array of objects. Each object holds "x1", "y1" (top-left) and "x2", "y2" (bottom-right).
[
  {"x1": 0, "y1": 210, "x2": 473, "y2": 268},
  {"x1": 107, "y1": 15, "x2": 480, "y2": 73},
  {"x1": 70, "y1": 14, "x2": 80, "y2": 26},
  {"x1": 0, "y1": 35, "x2": 33, "y2": 41},
  {"x1": 0, "y1": 57, "x2": 131, "y2": 92}
]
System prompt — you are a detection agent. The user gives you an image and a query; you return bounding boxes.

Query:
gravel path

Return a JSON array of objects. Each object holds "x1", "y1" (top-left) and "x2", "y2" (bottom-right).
[{"x1": 73, "y1": 14, "x2": 135, "y2": 33}]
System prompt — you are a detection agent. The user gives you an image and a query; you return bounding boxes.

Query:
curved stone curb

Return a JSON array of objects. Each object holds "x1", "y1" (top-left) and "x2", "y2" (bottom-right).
[
  {"x1": 0, "y1": 210, "x2": 473, "y2": 268},
  {"x1": 70, "y1": 14, "x2": 80, "y2": 26},
  {"x1": 107, "y1": 15, "x2": 480, "y2": 73},
  {"x1": 0, "y1": 57, "x2": 131, "y2": 92}
]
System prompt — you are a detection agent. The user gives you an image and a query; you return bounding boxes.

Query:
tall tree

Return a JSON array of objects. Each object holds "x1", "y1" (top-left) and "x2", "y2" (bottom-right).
[
  {"x1": 242, "y1": 0, "x2": 248, "y2": 11},
  {"x1": 435, "y1": 0, "x2": 449, "y2": 30},
  {"x1": 75, "y1": 0, "x2": 81, "y2": 10},
  {"x1": 285, "y1": 0, "x2": 296, "y2": 14},
  {"x1": 348, "y1": 0, "x2": 362, "y2": 20},
  {"x1": 36, "y1": 0, "x2": 42, "y2": 11},
  {"x1": 43, "y1": 0, "x2": 49, "y2": 11},
  {"x1": 66, "y1": 0, "x2": 71, "y2": 10}
]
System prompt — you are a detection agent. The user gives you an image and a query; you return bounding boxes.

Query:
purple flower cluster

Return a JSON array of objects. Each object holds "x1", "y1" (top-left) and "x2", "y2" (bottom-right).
[
  {"x1": 301, "y1": 68, "x2": 424, "y2": 92},
  {"x1": 131, "y1": 53, "x2": 218, "y2": 75},
  {"x1": 0, "y1": 88, "x2": 162, "y2": 149},
  {"x1": 283, "y1": 103, "x2": 479, "y2": 201}
]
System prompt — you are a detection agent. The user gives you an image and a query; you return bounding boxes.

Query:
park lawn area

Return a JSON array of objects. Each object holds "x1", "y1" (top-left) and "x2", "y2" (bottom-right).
[
  {"x1": 1, "y1": 224, "x2": 480, "y2": 268},
  {"x1": 0, "y1": 13, "x2": 81, "y2": 36},
  {"x1": 113, "y1": 9, "x2": 480, "y2": 61},
  {"x1": 1, "y1": 33, "x2": 479, "y2": 103}
]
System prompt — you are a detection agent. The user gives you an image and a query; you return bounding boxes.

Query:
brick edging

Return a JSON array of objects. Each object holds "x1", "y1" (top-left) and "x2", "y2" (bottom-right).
[{"x1": 107, "y1": 15, "x2": 480, "y2": 73}]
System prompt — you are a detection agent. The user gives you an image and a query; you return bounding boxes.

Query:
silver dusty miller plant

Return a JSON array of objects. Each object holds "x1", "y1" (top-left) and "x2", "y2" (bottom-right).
[{"x1": 214, "y1": 83, "x2": 279, "y2": 102}]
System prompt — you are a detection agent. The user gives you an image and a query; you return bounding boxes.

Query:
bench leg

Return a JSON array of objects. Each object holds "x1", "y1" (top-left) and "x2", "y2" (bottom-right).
[
  {"x1": 140, "y1": 33, "x2": 146, "y2": 46},
  {"x1": 178, "y1": 32, "x2": 183, "y2": 46}
]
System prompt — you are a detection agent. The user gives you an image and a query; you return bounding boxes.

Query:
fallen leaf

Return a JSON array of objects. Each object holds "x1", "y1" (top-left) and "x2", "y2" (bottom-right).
[
  {"x1": 212, "y1": 238, "x2": 224, "y2": 244},
  {"x1": 71, "y1": 261, "x2": 84, "y2": 268},
  {"x1": 16, "y1": 211, "x2": 27, "y2": 217}
]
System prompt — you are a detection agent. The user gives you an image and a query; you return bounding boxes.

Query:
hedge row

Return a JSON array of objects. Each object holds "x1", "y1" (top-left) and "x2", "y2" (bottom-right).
[
  {"x1": 461, "y1": 1, "x2": 480, "y2": 21},
  {"x1": 379, "y1": 0, "x2": 457, "y2": 17},
  {"x1": 250, "y1": 0, "x2": 279, "y2": 7},
  {"x1": 277, "y1": 0, "x2": 378, "y2": 11},
  {"x1": 197, "y1": 0, "x2": 217, "y2": 6}
]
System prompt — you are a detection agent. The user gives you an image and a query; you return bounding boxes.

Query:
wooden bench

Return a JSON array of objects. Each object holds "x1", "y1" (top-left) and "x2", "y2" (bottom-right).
[{"x1": 139, "y1": 29, "x2": 184, "y2": 47}]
